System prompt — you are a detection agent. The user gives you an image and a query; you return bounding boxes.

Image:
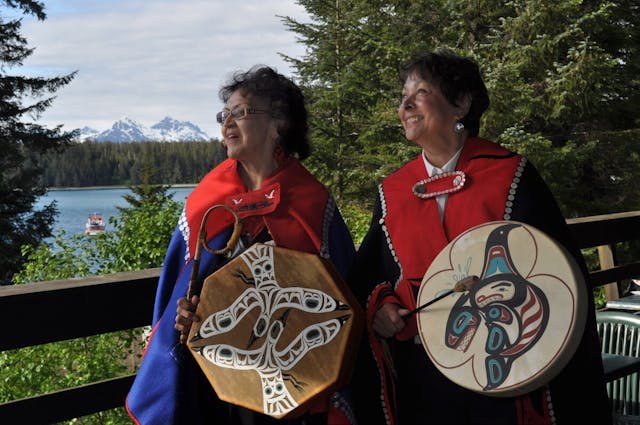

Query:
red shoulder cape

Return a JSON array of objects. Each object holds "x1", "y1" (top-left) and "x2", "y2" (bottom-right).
[{"x1": 184, "y1": 156, "x2": 329, "y2": 258}]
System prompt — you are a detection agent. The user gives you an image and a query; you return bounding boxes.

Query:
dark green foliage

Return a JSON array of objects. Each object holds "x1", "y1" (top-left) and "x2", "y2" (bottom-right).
[
  {"x1": 281, "y1": 0, "x2": 419, "y2": 207},
  {"x1": 500, "y1": 128, "x2": 640, "y2": 217},
  {"x1": 40, "y1": 140, "x2": 226, "y2": 188},
  {"x1": 283, "y1": 0, "x2": 640, "y2": 219},
  {"x1": 0, "y1": 0, "x2": 76, "y2": 285},
  {"x1": 117, "y1": 155, "x2": 179, "y2": 216},
  {"x1": 477, "y1": 0, "x2": 640, "y2": 217}
]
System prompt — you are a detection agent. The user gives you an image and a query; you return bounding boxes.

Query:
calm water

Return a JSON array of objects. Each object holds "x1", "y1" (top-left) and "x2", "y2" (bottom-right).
[{"x1": 35, "y1": 186, "x2": 194, "y2": 237}]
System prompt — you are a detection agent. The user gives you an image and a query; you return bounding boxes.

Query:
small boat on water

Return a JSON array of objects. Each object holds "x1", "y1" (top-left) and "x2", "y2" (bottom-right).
[{"x1": 85, "y1": 213, "x2": 106, "y2": 235}]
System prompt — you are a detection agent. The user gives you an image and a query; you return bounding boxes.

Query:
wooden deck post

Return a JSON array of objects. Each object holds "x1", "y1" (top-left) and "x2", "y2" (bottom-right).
[{"x1": 598, "y1": 245, "x2": 619, "y2": 301}]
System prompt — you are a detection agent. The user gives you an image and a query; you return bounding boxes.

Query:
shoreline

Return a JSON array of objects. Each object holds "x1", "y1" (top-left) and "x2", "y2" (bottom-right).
[{"x1": 47, "y1": 183, "x2": 197, "y2": 191}]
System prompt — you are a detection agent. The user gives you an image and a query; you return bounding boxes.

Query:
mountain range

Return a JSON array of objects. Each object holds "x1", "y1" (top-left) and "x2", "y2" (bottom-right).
[{"x1": 77, "y1": 116, "x2": 212, "y2": 142}]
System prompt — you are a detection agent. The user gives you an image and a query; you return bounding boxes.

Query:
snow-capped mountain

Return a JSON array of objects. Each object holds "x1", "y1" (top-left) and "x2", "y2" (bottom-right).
[
  {"x1": 150, "y1": 117, "x2": 209, "y2": 141},
  {"x1": 95, "y1": 117, "x2": 149, "y2": 142},
  {"x1": 78, "y1": 126, "x2": 100, "y2": 140},
  {"x1": 77, "y1": 116, "x2": 211, "y2": 142}
]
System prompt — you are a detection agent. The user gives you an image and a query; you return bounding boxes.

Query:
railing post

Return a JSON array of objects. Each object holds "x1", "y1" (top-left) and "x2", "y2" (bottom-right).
[{"x1": 599, "y1": 244, "x2": 620, "y2": 301}]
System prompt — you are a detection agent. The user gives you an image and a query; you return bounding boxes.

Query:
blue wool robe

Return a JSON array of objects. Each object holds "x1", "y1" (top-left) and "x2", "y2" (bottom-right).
[{"x1": 126, "y1": 158, "x2": 356, "y2": 425}]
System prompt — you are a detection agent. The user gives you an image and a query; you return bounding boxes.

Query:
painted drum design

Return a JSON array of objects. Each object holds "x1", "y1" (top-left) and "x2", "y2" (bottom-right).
[
  {"x1": 187, "y1": 243, "x2": 363, "y2": 418},
  {"x1": 416, "y1": 220, "x2": 587, "y2": 397}
]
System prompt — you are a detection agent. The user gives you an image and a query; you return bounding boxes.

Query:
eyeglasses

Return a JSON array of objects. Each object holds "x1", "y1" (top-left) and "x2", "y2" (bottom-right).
[{"x1": 216, "y1": 105, "x2": 270, "y2": 124}]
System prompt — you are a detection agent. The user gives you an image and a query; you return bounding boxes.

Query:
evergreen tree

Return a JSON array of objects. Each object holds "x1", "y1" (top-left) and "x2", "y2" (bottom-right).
[
  {"x1": 0, "y1": 0, "x2": 76, "y2": 284},
  {"x1": 476, "y1": 0, "x2": 640, "y2": 216},
  {"x1": 282, "y1": 0, "x2": 416, "y2": 205},
  {"x1": 283, "y1": 0, "x2": 640, "y2": 218},
  {"x1": 117, "y1": 161, "x2": 175, "y2": 215}
]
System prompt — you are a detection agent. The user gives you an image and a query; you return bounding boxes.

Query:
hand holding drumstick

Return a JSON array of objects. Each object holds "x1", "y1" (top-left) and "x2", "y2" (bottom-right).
[
  {"x1": 176, "y1": 204, "x2": 242, "y2": 344},
  {"x1": 372, "y1": 275, "x2": 479, "y2": 338},
  {"x1": 175, "y1": 295, "x2": 201, "y2": 343}
]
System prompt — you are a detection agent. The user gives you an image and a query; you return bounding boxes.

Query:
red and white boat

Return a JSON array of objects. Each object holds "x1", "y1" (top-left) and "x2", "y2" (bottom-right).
[{"x1": 85, "y1": 213, "x2": 106, "y2": 235}]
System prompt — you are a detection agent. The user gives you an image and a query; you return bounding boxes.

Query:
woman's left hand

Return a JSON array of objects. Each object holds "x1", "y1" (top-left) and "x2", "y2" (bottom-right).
[{"x1": 175, "y1": 294, "x2": 200, "y2": 335}]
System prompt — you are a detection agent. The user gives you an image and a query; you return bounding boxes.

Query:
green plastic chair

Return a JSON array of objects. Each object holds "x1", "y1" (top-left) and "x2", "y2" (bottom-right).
[{"x1": 597, "y1": 310, "x2": 640, "y2": 423}]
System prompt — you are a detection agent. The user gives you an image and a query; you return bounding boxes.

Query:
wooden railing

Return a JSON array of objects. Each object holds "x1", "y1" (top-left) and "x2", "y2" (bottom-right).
[
  {"x1": 0, "y1": 269, "x2": 161, "y2": 424},
  {"x1": 1, "y1": 211, "x2": 639, "y2": 424},
  {"x1": 566, "y1": 210, "x2": 640, "y2": 301}
]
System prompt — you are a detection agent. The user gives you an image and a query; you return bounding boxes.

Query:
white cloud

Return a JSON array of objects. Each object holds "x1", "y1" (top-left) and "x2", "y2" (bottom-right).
[{"x1": 12, "y1": 0, "x2": 309, "y2": 139}]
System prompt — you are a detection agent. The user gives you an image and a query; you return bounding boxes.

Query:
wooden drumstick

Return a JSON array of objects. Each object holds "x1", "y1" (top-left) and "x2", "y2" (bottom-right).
[
  {"x1": 406, "y1": 275, "x2": 479, "y2": 316},
  {"x1": 179, "y1": 234, "x2": 204, "y2": 345},
  {"x1": 179, "y1": 204, "x2": 243, "y2": 344}
]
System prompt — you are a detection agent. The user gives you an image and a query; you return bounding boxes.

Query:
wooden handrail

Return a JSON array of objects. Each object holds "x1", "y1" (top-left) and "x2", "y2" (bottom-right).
[
  {"x1": 0, "y1": 268, "x2": 161, "y2": 351},
  {"x1": 567, "y1": 210, "x2": 640, "y2": 298},
  {"x1": 567, "y1": 211, "x2": 640, "y2": 249},
  {"x1": 0, "y1": 375, "x2": 135, "y2": 424},
  {"x1": 0, "y1": 270, "x2": 161, "y2": 424}
]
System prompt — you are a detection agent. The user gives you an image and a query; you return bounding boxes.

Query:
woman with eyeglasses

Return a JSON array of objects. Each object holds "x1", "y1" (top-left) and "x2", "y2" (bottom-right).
[{"x1": 126, "y1": 66, "x2": 358, "y2": 425}]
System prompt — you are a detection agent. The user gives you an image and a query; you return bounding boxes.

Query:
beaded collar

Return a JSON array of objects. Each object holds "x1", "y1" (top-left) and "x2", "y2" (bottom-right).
[{"x1": 412, "y1": 170, "x2": 466, "y2": 199}]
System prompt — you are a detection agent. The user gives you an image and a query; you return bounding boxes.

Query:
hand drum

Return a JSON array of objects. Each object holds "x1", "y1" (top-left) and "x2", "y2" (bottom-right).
[
  {"x1": 416, "y1": 221, "x2": 587, "y2": 397},
  {"x1": 187, "y1": 243, "x2": 363, "y2": 418}
]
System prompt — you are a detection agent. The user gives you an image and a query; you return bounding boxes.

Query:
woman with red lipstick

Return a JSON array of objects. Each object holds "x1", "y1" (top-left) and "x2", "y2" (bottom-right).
[
  {"x1": 126, "y1": 66, "x2": 358, "y2": 425},
  {"x1": 348, "y1": 49, "x2": 610, "y2": 424}
]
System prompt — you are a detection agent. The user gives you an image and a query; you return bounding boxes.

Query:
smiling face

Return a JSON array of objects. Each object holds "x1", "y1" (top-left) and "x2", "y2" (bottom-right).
[
  {"x1": 398, "y1": 72, "x2": 467, "y2": 154},
  {"x1": 221, "y1": 90, "x2": 279, "y2": 168}
]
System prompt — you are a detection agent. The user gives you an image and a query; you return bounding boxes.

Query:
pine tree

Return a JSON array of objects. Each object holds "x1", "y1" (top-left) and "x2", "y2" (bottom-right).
[
  {"x1": 0, "y1": 0, "x2": 76, "y2": 284},
  {"x1": 117, "y1": 160, "x2": 174, "y2": 215},
  {"x1": 283, "y1": 0, "x2": 640, "y2": 217},
  {"x1": 474, "y1": 0, "x2": 640, "y2": 216}
]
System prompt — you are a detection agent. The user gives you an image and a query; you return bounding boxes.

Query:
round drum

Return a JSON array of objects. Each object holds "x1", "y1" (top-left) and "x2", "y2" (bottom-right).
[
  {"x1": 416, "y1": 220, "x2": 587, "y2": 397},
  {"x1": 187, "y1": 243, "x2": 363, "y2": 419}
]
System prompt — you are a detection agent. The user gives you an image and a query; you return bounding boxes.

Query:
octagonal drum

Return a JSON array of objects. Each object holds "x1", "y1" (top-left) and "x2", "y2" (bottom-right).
[
  {"x1": 187, "y1": 243, "x2": 363, "y2": 419},
  {"x1": 416, "y1": 220, "x2": 587, "y2": 397}
]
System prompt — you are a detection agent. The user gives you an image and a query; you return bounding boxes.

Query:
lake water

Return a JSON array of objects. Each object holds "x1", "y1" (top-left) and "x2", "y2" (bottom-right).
[{"x1": 35, "y1": 186, "x2": 195, "y2": 237}]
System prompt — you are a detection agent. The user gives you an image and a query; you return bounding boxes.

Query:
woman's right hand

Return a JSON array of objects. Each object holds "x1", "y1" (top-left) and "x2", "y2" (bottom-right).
[
  {"x1": 372, "y1": 303, "x2": 410, "y2": 338},
  {"x1": 174, "y1": 294, "x2": 200, "y2": 336}
]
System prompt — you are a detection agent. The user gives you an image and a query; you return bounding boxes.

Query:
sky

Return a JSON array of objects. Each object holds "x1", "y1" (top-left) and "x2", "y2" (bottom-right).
[{"x1": 5, "y1": 0, "x2": 310, "y2": 139}]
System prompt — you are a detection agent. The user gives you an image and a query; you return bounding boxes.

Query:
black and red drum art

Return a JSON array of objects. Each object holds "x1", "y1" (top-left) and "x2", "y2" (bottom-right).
[{"x1": 416, "y1": 221, "x2": 587, "y2": 397}]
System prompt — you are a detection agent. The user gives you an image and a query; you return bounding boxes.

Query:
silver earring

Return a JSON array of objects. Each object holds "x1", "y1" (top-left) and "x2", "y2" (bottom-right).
[{"x1": 454, "y1": 122, "x2": 465, "y2": 134}]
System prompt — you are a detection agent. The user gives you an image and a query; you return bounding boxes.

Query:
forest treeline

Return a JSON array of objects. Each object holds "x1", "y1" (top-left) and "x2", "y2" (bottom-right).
[{"x1": 40, "y1": 140, "x2": 227, "y2": 187}]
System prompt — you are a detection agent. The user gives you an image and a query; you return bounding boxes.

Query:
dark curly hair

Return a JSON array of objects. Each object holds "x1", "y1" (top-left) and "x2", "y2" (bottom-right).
[
  {"x1": 398, "y1": 48, "x2": 489, "y2": 137},
  {"x1": 219, "y1": 65, "x2": 310, "y2": 160}
]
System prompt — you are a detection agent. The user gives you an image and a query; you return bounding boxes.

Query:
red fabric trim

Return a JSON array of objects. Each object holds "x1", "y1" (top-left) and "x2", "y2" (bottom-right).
[
  {"x1": 185, "y1": 157, "x2": 328, "y2": 257},
  {"x1": 124, "y1": 394, "x2": 141, "y2": 425},
  {"x1": 224, "y1": 182, "x2": 280, "y2": 219},
  {"x1": 381, "y1": 138, "x2": 521, "y2": 338},
  {"x1": 327, "y1": 407, "x2": 351, "y2": 425},
  {"x1": 368, "y1": 284, "x2": 398, "y2": 425},
  {"x1": 515, "y1": 387, "x2": 552, "y2": 425}
]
